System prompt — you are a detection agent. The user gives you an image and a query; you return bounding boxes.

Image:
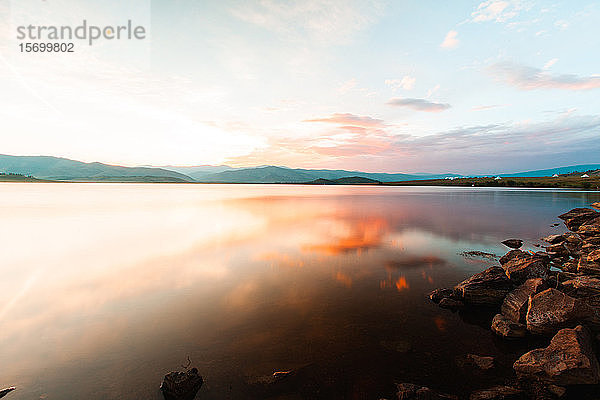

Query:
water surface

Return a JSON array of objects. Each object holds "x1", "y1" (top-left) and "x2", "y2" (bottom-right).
[{"x1": 1, "y1": 184, "x2": 599, "y2": 399}]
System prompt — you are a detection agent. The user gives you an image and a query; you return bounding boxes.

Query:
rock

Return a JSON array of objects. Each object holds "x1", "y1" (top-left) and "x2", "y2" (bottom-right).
[
  {"x1": 499, "y1": 250, "x2": 525, "y2": 266},
  {"x1": 453, "y1": 266, "x2": 513, "y2": 305},
  {"x1": 558, "y1": 208, "x2": 599, "y2": 231},
  {"x1": 562, "y1": 276, "x2": 600, "y2": 308},
  {"x1": 526, "y1": 288, "x2": 593, "y2": 335},
  {"x1": 591, "y1": 202, "x2": 600, "y2": 211},
  {"x1": 160, "y1": 368, "x2": 203, "y2": 400},
  {"x1": 0, "y1": 388, "x2": 15, "y2": 399},
  {"x1": 557, "y1": 260, "x2": 578, "y2": 273},
  {"x1": 542, "y1": 234, "x2": 564, "y2": 244},
  {"x1": 502, "y1": 239, "x2": 523, "y2": 249},
  {"x1": 395, "y1": 383, "x2": 458, "y2": 400},
  {"x1": 513, "y1": 325, "x2": 600, "y2": 385},
  {"x1": 491, "y1": 313, "x2": 527, "y2": 338},
  {"x1": 467, "y1": 354, "x2": 495, "y2": 370},
  {"x1": 469, "y1": 385, "x2": 523, "y2": 400},
  {"x1": 429, "y1": 288, "x2": 454, "y2": 303},
  {"x1": 545, "y1": 243, "x2": 569, "y2": 257},
  {"x1": 501, "y1": 252, "x2": 550, "y2": 284},
  {"x1": 578, "y1": 253, "x2": 600, "y2": 275},
  {"x1": 546, "y1": 385, "x2": 566, "y2": 398},
  {"x1": 439, "y1": 297, "x2": 464, "y2": 309},
  {"x1": 578, "y1": 218, "x2": 600, "y2": 237},
  {"x1": 501, "y1": 278, "x2": 546, "y2": 323}
]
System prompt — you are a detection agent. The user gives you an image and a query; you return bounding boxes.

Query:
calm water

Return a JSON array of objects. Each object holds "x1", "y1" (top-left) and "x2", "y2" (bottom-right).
[{"x1": 1, "y1": 184, "x2": 599, "y2": 400}]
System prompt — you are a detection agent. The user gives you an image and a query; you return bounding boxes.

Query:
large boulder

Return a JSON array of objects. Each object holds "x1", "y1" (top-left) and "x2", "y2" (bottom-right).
[
  {"x1": 542, "y1": 234, "x2": 564, "y2": 244},
  {"x1": 453, "y1": 266, "x2": 513, "y2": 305},
  {"x1": 558, "y1": 208, "x2": 599, "y2": 231},
  {"x1": 499, "y1": 250, "x2": 525, "y2": 265},
  {"x1": 501, "y1": 252, "x2": 550, "y2": 284},
  {"x1": 395, "y1": 383, "x2": 458, "y2": 400},
  {"x1": 160, "y1": 368, "x2": 203, "y2": 400},
  {"x1": 469, "y1": 386, "x2": 523, "y2": 400},
  {"x1": 578, "y1": 250, "x2": 600, "y2": 275},
  {"x1": 525, "y1": 288, "x2": 593, "y2": 335},
  {"x1": 491, "y1": 313, "x2": 527, "y2": 338},
  {"x1": 501, "y1": 278, "x2": 546, "y2": 323},
  {"x1": 562, "y1": 276, "x2": 600, "y2": 308},
  {"x1": 513, "y1": 325, "x2": 600, "y2": 385}
]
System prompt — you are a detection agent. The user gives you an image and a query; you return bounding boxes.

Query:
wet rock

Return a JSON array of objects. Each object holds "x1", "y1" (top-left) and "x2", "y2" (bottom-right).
[
  {"x1": 501, "y1": 278, "x2": 546, "y2": 323},
  {"x1": 502, "y1": 239, "x2": 523, "y2": 249},
  {"x1": 501, "y1": 252, "x2": 550, "y2": 284},
  {"x1": 453, "y1": 266, "x2": 513, "y2": 305},
  {"x1": 395, "y1": 383, "x2": 458, "y2": 400},
  {"x1": 562, "y1": 276, "x2": 600, "y2": 308},
  {"x1": 469, "y1": 385, "x2": 523, "y2": 400},
  {"x1": 439, "y1": 297, "x2": 464, "y2": 309},
  {"x1": 499, "y1": 250, "x2": 525, "y2": 266},
  {"x1": 578, "y1": 252, "x2": 600, "y2": 275},
  {"x1": 557, "y1": 260, "x2": 578, "y2": 273},
  {"x1": 542, "y1": 234, "x2": 564, "y2": 244},
  {"x1": 577, "y1": 218, "x2": 600, "y2": 238},
  {"x1": 526, "y1": 288, "x2": 594, "y2": 335},
  {"x1": 160, "y1": 368, "x2": 203, "y2": 400},
  {"x1": 491, "y1": 313, "x2": 527, "y2": 338},
  {"x1": 456, "y1": 354, "x2": 494, "y2": 371},
  {"x1": 513, "y1": 325, "x2": 600, "y2": 385},
  {"x1": 545, "y1": 243, "x2": 569, "y2": 257},
  {"x1": 461, "y1": 251, "x2": 498, "y2": 260},
  {"x1": 0, "y1": 387, "x2": 15, "y2": 399},
  {"x1": 558, "y1": 208, "x2": 599, "y2": 231},
  {"x1": 429, "y1": 288, "x2": 454, "y2": 304},
  {"x1": 591, "y1": 202, "x2": 600, "y2": 211}
]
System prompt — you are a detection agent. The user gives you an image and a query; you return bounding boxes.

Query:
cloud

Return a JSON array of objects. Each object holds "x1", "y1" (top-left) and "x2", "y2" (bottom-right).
[
  {"x1": 440, "y1": 30, "x2": 459, "y2": 49},
  {"x1": 304, "y1": 113, "x2": 385, "y2": 128},
  {"x1": 385, "y1": 76, "x2": 416, "y2": 91},
  {"x1": 490, "y1": 62, "x2": 600, "y2": 90},
  {"x1": 230, "y1": 0, "x2": 383, "y2": 45},
  {"x1": 471, "y1": 104, "x2": 507, "y2": 111},
  {"x1": 471, "y1": 0, "x2": 519, "y2": 23},
  {"x1": 387, "y1": 98, "x2": 451, "y2": 112},
  {"x1": 543, "y1": 58, "x2": 558, "y2": 70}
]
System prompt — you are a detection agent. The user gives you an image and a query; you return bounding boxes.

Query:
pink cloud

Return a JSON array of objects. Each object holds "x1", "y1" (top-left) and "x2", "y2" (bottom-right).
[{"x1": 491, "y1": 62, "x2": 600, "y2": 90}]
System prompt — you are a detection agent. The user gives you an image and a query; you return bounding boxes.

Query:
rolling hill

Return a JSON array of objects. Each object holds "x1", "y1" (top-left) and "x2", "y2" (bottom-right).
[{"x1": 0, "y1": 155, "x2": 194, "y2": 182}]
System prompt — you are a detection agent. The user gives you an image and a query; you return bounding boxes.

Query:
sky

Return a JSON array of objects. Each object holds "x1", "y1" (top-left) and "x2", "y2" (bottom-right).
[{"x1": 0, "y1": 0, "x2": 599, "y2": 174}]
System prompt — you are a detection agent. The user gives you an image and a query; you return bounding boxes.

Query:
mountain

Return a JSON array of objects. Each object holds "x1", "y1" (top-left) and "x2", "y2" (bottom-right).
[
  {"x1": 305, "y1": 176, "x2": 381, "y2": 185},
  {"x1": 193, "y1": 166, "x2": 459, "y2": 183},
  {"x1": 0, "y1": 155, "x2": 194, "y2": 182},
  {"x1": 157, "y1": 165, "x2": 235, "y2": 180},
  {"x1": 500, "y1": 164, "x2": 600, "y2": 178}
]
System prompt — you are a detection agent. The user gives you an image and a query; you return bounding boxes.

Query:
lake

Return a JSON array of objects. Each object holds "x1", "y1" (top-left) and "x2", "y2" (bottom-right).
[{"x1": 1, "y1": 184, "x2": 599, "y2": 399}]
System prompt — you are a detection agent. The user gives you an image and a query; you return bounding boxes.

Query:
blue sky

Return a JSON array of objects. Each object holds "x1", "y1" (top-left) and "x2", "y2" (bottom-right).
[{"x1": 1, "y1": 0, "x2": 599, "y2": 174}]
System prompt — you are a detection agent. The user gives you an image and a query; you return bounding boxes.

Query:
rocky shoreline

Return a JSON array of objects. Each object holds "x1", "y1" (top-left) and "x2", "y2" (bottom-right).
[{"x1": 409, "y1": 202, "x2": 600, "y2": 399}]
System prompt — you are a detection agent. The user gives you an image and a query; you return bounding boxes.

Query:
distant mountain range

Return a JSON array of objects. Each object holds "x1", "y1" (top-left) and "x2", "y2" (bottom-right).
[{"x1": 0, "y1": 154, "x2": 599, "y2": 184}]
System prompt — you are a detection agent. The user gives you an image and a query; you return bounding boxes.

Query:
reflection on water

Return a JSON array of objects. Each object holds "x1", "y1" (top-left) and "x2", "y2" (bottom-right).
[{"x1": 0, "y1": 184, "x2": 598, "y2": 399}]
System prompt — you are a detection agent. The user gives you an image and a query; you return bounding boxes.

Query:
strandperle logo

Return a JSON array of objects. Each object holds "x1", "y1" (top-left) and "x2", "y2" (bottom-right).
[{"x1": 16, "y1": 20, "x2": 147, "y2": 46}]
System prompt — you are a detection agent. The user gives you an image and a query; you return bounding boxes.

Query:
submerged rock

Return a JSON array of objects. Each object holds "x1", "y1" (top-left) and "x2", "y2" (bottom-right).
[
  {"x1": 160, "y1": 368, "x2": 203, "y2": 400},
  {"x1": 395, "y1": 383, "x2": 458, "y2": 400},
  {"x1": 558, "y1": 208, "x2": 599, "y2": 231},
  {"x1": 526, "y1": 288, "x2": 593, "y2": 335},
  {"x1": 469, "y1": 385, "x2": 523, "y2": 400},
  {"x1": 501, "y1": 252, "x2": 550, "y2": 284},
  {"x1": 502, "y1": 239, "x2": 523, "y2": 249},
  {"x1": 491, "y1": 313, "x2": 527, "y2": 338},
  {"x1": 513, "y1": 325, "x2": 600, "y2": 385},
  {"x1": 453, "y1": 266, "x2": 513, "y2": 305},
  {"x1": 501, "y1": 278, "x2": 546, "y2": 323}
]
